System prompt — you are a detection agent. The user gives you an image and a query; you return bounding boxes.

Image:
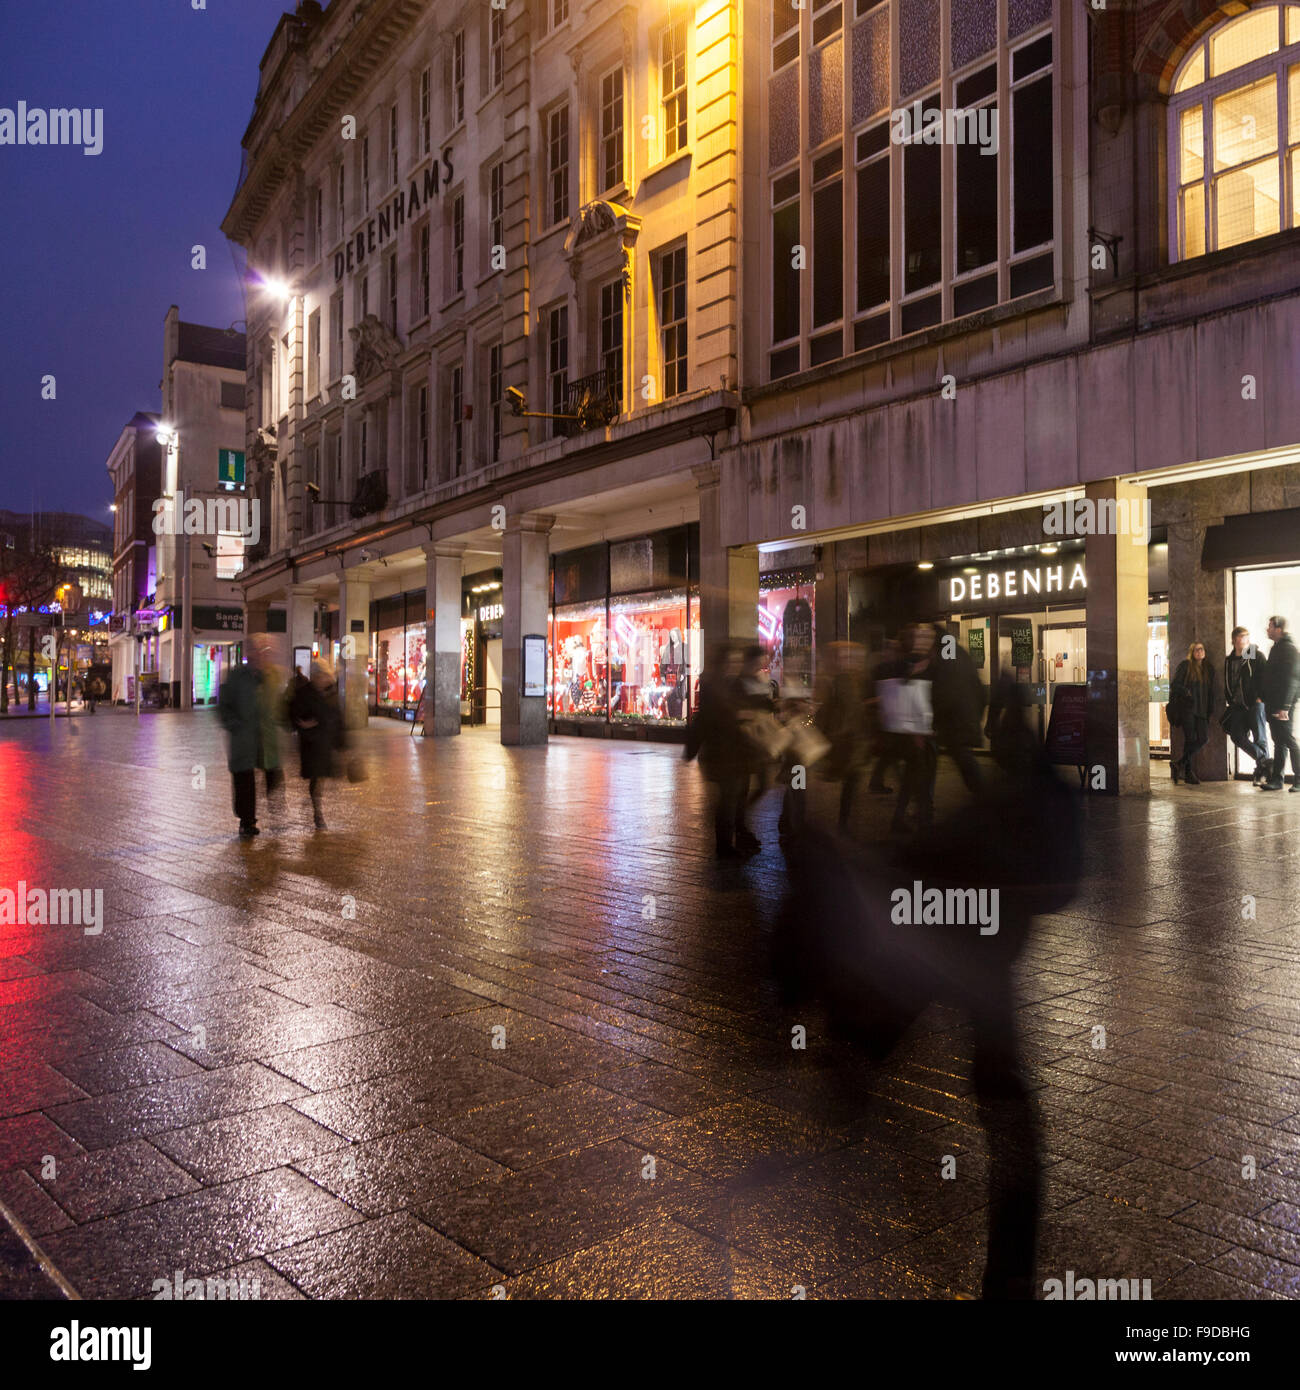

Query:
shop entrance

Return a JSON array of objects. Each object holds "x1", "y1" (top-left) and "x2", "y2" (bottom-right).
[
  {"x1": 483, "y1": 638, "x2": 502, "y2": 727},
  {"x1": 1232, "y1": 563, "x2": 1300, "y2": 776}
]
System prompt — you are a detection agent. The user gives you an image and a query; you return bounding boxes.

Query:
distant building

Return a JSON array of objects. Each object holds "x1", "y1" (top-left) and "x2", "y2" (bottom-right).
[
  {"x1": 105, "y1": 412, "x2": 163, "y2": 703},
  {"x1": 155, "y1": 307, "x2": 249, "y2": 707},
  {"x1": 0, "y1": 509, "x2": 112, "y2": 698}
]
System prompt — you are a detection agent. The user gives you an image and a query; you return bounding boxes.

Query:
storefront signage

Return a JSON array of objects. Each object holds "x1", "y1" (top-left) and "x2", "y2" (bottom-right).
[
  {"x1": 478, "y1": 603, "x2": 503, "y2": 623},
  {"x1": 523, "y1": 634, "x2": 546, "y2": 698},
  {"x1": 1045, "y1": 684, "x2": 1088, "y2": 765},
  {"x1": 1008, "y1": 618, "x2": 1035, "y2": 669},
  {"x1": 217, "y1": 449, "x2": 245, "y2": 486},
  {"x1": 334, "y1": 150, "x2": 455, "y2": 282},
  {"x1": 947, "y1": 561, "x2": 1086, "y2": 607},
  {"x1": 193, "y1": 605, "x2": 244, "y2": 633},
  {"x1": 967, "y1": 627, "x2": 985, "y2": 668}
]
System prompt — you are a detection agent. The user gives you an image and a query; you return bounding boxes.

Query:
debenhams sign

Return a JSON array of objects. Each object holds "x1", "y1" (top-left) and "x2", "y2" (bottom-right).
[
  {"x1": 335, "y1": 148, "x2": 455, "y2": 282},
  {"x1": 946, "y1": 559, "x2": 1087, "y2": 606}
]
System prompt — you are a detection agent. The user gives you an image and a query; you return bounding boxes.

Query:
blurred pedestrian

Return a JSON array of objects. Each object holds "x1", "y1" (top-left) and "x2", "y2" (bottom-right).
[
  {"x1": 776, "y1": 679, "x2": 827, "y2": 844},
  {"x1": 878, "y1": 623, "x2": 938, "y2": 834},
  {"x1": 218, "y1": 643, "x2": 266, "y2": 838},
  {"x1": 1221, "y1": 626, "x2": 1269, "y2": 784},
  {"x1": 686, "y1": 644, "x2": 754, "y2": 858},
  {"x1": 931, "y1": 626, "x2": 985, "y2": 795},
  {"x1": 290, "y1": 659, "x2": 342, "y2": 829},
  {"x1": 86, "y1": 674, "x2": 104, "y2": 714},
  {"x1": 1169, "y1": 640, "x2": 1215, "y2": 785},
  {"x1": 816, "y1": 643, "x2": 869, "y2": 829},
  {"x1": 1260, "y1": 615, "x2": 1300, "y2": 792},
  {"x1": 773, "y1": 674, "x2": 1081, "y2": 1299}
]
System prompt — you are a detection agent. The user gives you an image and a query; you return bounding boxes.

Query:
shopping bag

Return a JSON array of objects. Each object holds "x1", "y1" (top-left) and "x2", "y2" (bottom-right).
[
  {"x1": 739, "y1": 710, "x2": 791, "y2": 763},
  {"x1": 876, "y1": 677, "x2": 933, "y2": 735},
  {"x1": 787, "y1": 720, "x2": 831, "y2": 767}
]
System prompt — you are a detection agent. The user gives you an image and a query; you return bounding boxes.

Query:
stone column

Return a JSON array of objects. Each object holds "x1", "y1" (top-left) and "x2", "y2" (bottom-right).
[
  {"x1": 500, "y1": 514, "x2": 553, "y2": 746},
  {"x1": 338, "y1": 566, "x2": 374, "y2": 731},
  {"x1": 1168, "y1": 519, "x2": 1231, "y2": 781},
  {"x1": 423, "y1": 541, "x2": 465, "y2": 737},
  {"x1": 695, "y1": 462, "x2": 759, "y2": 673},
  {"x1": 288, "y1": 585, "x2": 316, "y2": 677},
  {"x1": 245, "y1": 599, "x2": 270, "y2": 636},
  {"x1": 1085, "y1": 479, "x2": 1150, "y2": 795}
]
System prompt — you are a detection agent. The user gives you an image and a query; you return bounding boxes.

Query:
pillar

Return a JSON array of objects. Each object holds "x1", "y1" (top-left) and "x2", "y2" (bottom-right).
[
  {"x1": 245, "y1": 598, "x2": 270, "y2": 635},
  {"x1": 694, "y1": 463, "x2": 759, "y2": 673},
  {"x1": 1085, "y1": 479, "x2": 1150, "y2": 795},
  {"x1": 500, "y1": 514, "x2": 553, "y2": 746},
  {"x1": 338, "y1": 566, "x2": 374, "y2": 730},
  {"x1": 423, "y1": 542, "x2": 465, "y2": 737},
  {"x1": 1168, "y1": 518, "x2": 1231, "y2": 781},
  {"x1": 288, "y1": 585, "x2": 316, "y2": 678}
]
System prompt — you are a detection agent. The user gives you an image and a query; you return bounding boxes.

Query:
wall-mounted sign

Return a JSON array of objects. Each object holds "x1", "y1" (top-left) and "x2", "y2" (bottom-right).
[
  {"x1": 478, "y1": 603, "x2": 503, "y2": 623},
  {"x1": 523, "y1": 634, "x2": 546, "y2": 698},
  {"x1": 947, "y1": 560, "x2": 1086, "y2": 608},
  {"x1": 334, "y1": 150, "x2": 455, "y2": 283},
  {"x1": 1008, "y1": 618, "x2": 1035, "y2": 669},
  {"x1": 217, "y1": 449, "x2": 245, "y2": 486},
  {"x1": 193, "y1": 605, "x2": 244, "y2": 633}
]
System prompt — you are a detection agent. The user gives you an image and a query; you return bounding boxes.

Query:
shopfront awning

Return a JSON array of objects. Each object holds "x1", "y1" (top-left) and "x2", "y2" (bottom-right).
[{"x1": 1201, "y1": 508, "x2": 1300, "y2": 571}]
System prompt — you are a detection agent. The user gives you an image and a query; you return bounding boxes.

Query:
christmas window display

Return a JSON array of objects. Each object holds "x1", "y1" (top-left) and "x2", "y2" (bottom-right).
[
  {"x1": 552, "y1": 600, "x2": 608, "y2": 718},
  {"x1": 609, "y1": 589, "x2": 689, "y2": 722}
]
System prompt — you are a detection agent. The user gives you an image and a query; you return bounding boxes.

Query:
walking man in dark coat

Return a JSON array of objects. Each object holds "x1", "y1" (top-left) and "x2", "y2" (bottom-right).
[{"x1": 1260, "y1": 616, "x2": 1300, "y2": 792}]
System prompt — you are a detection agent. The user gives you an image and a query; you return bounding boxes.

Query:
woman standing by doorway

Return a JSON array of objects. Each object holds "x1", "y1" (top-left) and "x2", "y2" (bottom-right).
[{"x1": 1170, "y1": 641, "x2": 1216, "y2": 785}]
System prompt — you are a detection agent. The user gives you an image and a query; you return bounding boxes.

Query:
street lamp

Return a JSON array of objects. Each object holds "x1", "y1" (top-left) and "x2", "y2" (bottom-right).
[{"x1": 154, "y1": 422, "x2": 193, "y2": 711}]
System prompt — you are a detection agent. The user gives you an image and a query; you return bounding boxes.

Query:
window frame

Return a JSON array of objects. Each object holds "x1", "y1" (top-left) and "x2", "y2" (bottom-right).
[
  {"x1": 600, "y1": 65, "x2": 626, "y2": 193},
  {"x1": 660, "y1": 18, "x2": 689, "y2": 160},
  {"x1": 1167, "y1": 4, "x2": 1300, "y2": 261},
  {"x1": 546, "y1": 102, "x2": 571, "y2": 228}
]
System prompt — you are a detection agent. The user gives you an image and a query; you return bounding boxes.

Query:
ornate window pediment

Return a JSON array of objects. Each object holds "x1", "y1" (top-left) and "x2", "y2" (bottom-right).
[{"x1": 562, "y1": 199, "x2": 641, "y2": 289}]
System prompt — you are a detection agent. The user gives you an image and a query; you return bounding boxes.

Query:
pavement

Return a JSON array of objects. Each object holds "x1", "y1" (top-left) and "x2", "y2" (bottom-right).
[{"x1": 1, "y1": 707, "x2": 1298, "y2": 1300}]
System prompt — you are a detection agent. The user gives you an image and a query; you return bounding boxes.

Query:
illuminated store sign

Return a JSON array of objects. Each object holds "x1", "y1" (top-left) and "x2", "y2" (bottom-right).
[
  {"x1": 334, "y1": 150, "x2": 455, "y2": 282},
  {"x1": 478, "y1": 603, "x2": 503, "y2": 623},
  {"x1": 947, "y1": 561, "x2": 1086, "y2": 606}
]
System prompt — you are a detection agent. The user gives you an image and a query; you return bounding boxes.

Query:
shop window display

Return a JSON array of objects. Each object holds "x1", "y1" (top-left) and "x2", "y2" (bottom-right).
[
  {"x1": 552, "y1": 601, "x2": 608, "y2": 717},
  {"x1": 609, "y1": 589, "x2": 689, "y2": 722},
  {"x1": 374, "y1": 621, "x2": 427, "y2": 713},
  {"x1": 758, "y1": 581, "x2": 816, "y2": 689}
]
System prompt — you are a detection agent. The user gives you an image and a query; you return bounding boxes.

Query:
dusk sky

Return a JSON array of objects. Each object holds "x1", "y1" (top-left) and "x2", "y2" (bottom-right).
[{"x1": 0, "y1": 2, "x2": 286, "y2": 520}]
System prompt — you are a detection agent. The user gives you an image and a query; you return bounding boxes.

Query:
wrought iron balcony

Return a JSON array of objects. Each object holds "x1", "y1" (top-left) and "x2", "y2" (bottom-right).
[{"x1": 556, "y1": 369, "x2": 620, "y2": 437}]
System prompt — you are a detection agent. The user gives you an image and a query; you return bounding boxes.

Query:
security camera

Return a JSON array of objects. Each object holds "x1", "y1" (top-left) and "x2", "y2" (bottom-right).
[
  {"x1": 359, "y1": 547, "x2": 375, "y2": 562},
  {"x1": 505, "y1": 386, "x2": 526, "y2": 416},
  {"x1": 306, "y1": 481, "x2": 321, "y2": 497}
]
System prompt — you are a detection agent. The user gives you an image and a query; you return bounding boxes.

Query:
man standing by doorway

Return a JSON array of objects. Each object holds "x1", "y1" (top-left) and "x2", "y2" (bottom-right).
[
  {"x1": 1222, "y1": 626, "x2": 1269, "y2": 784},
  {"x1": 1260, "y1": 616, "x2": 1300, "y2": 793}
]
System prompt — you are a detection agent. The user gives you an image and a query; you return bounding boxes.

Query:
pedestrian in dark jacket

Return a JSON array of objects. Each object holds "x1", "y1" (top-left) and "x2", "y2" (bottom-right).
[
  {"x1": 290, "y1": 660, "x2": 342, "y2": 829},
  {"x1": 218, "y1": 648, "x2": 265, "y2": 838},
  {"x1": 1169, "y1": 641, "x2": 1215, "y2": 785},
  {"x1": 931, "y1": 631, "x2": 986, "y2": 795},
  {"x1": 1260, "y1": 617, "x2": 1300, "y2": 791},
  {"x1": 685, "y1": 643, "x2": 755, "y2": 858},
  {"x1": 1222, "y1": 626, "x2": 1269, "y2": 783}
]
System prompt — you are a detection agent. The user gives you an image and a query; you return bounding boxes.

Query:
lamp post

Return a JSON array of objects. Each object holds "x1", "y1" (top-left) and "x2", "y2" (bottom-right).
[{"x1": 156, "y1": 425, "x2": 192, "y2": 712}]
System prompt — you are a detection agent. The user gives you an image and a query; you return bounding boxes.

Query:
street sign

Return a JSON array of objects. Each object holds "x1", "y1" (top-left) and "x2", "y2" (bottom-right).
[{"x1": 217, "y1": 448, "x2": 246, "y2": 486}]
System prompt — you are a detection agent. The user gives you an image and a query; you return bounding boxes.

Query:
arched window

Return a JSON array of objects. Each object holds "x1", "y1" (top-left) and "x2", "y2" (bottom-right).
[{"x1": 1169, "y1": 4, "x2": 1300, "y2": 258}]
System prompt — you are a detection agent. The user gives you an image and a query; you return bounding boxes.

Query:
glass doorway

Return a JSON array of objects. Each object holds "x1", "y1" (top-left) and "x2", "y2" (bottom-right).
[{"x1": 1232, "y1": 564, "x2": 1300, "y2": 776}]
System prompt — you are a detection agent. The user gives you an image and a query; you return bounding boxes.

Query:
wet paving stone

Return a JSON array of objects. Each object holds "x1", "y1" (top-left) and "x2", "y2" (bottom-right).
[
  {"x1": 266, "y1": 1211, "x2": 499, "y2": 1299},
  {"x1": 40, "y1": 1167, "x2": 364, "y2": 1299},
  {"x1": 292, "y1": 1125, "x2": 505, "y2": 1216},
  {"x1": 3, "y1": 714, "x2": 1300, "y2": 1297},
  {"x1": 31, "y1": 1138, "x2": 201, "y2": 1223},
  {"x1": 151, "y1": 1104, "x2": 351, "y2": 1185}
]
